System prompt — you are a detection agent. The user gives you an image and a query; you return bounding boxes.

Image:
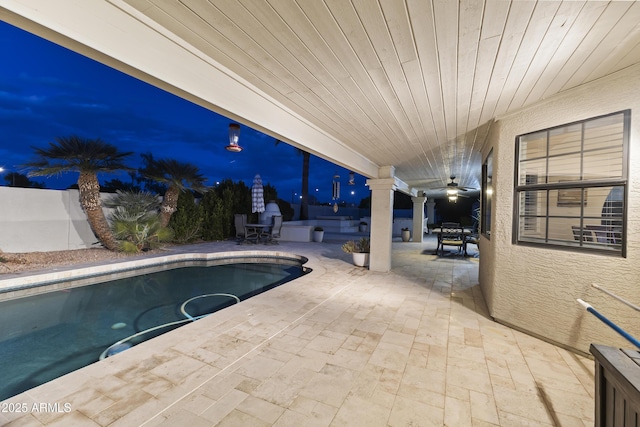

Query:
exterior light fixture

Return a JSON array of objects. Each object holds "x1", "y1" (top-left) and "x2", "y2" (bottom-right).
[
  {"x1": 225, "y1": 123, "x2": 242, "y2": 152},
  {"x1": 447, "y1": 188, "x2": 458, "y2": 203}
]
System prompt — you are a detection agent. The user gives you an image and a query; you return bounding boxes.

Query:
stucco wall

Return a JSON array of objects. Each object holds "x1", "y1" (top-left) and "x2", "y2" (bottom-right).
[
  {"x1": 480, "y1": 64, "x2": 640, "y2": 355},
  {"x1": 0, "y1": 187, "x2": 107, "y2": 252}
]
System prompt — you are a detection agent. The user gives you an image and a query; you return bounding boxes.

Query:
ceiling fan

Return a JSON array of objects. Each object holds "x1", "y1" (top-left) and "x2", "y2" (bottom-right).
[
  {"x1": 429, "y1": 176, "x2": 475, "y2": 192},
  {"x1": 444, "y1": 177, "x2": 469, "y2": 202},
  {"x1": 445, "y1": 176, "x2": 475, "y2": 192},
  {"x1": 425, "y1": 176, "x2": 477, "y2": 201}
]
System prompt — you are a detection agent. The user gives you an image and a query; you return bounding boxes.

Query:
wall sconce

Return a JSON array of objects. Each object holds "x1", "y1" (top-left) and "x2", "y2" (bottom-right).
[{"x1": 225, "y1": 123, "x2": 242, "y2": 152}]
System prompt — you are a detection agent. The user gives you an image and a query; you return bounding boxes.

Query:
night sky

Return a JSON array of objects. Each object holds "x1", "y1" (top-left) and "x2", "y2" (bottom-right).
[{"x1": 0, "y1": 21, "x2": 368, "y2": 205}]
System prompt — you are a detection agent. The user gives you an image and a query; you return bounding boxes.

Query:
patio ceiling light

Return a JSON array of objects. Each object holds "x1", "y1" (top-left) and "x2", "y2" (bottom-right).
[{"x1": 225, "y1": 123, "x2": 242, "y2": 152}]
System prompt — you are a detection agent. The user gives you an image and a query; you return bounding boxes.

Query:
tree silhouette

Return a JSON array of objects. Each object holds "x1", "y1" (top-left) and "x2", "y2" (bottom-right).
[{"x1": 3, "y1": 172, "x2": 45, "y2": 188}]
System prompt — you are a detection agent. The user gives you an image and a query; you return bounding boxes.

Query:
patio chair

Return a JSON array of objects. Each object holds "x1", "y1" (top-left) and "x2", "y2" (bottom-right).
[
  {"x1": 261, "y1": 215, "x2": 283, "y2": 244},
  {"x1": 438, "y1": 223, "x2": 465, "y2": 256},
  {"x1": 234, "y1": 214, "x2": 247, "y2": 242},
  {"x1": 571, "y1": 225, "x2": 594, "y2": 243},
  {"x1": 466, "y1": 224, "x2": 480, "y2": 257},
  {"x1": 585, "y1": 225, "x2": 617, "y2": 244}
]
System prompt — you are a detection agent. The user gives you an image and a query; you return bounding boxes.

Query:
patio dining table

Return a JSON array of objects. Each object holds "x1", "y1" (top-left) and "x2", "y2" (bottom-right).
[
  {"x1": 244, "y1": 223, "x2": 271, "y2": 244},
  {"x1": 431, "y1": 227, "x2": 473, "y2": 256}
]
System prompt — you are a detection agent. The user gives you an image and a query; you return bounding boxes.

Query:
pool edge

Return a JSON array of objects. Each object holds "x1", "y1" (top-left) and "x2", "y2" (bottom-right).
[{"x1": 0, "y1": 250, "x2": 308, "y2": 297}]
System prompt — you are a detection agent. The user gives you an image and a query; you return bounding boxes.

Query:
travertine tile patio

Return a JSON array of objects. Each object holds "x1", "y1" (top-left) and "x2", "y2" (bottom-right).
[{"x1": 0, "y1": 236, "x2": 594, "y2": 426}]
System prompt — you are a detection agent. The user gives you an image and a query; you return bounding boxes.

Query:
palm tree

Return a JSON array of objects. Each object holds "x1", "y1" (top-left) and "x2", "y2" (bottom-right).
[
  {"x1": 139, "y1": 154, "x2": 208, "y2": 227},
  {"x1": 24, "y1": 135, "x2": 133, "y2": 250},
  {"x1": 276, "y1": 140, "x2": 310, "y2": 220}
]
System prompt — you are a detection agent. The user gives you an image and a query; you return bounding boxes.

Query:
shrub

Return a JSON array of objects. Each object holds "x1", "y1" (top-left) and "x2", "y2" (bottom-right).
[
  {"x1": 199, "y1": 190, "x2": 227, "y2": 241},
  {"x1": 107, "y1": 191, "x2": 173, "y2": 253},
  {"x1": 112, "y1": 213, "x2": 173, "y2": 253},
  {"x1": 342, "y1": 237, "x2": 370, "y2": 253},
  {"x1": 169, "y1": 191, "x2": 202, "y2": 243},
  {"x1": 341, "y1": 240, "x2": 358, "y2": 253},
  {"x1": 104, "y1": 190, "x2": 160, "y2": 216},
  {"x1": 358, "y1": 237, "x2": 370, "y2": 253}
]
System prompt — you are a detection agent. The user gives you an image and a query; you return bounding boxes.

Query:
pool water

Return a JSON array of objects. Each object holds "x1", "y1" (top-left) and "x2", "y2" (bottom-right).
[{"x1": 0, "y1": 259, "x2": 308, "y2": 401}]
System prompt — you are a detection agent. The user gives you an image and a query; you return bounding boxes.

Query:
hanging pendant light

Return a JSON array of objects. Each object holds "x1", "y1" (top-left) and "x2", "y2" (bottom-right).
[{"x1": 225, "y1": 123, "x2": 243, "y2": 152}]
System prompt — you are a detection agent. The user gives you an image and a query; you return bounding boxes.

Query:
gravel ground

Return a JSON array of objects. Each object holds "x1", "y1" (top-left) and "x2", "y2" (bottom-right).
[{"x1": 0, "y1": 247, "x2": 164, "y2": 274}]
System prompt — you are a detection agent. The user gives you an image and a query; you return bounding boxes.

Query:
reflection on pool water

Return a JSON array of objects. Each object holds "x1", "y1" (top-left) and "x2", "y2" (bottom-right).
[{"x1": 0, "y1": 257, "x2": 309, "y2": 401}]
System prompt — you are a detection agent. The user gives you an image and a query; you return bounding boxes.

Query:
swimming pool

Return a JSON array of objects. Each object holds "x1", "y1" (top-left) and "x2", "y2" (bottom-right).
[{"x1": 0, "y1": 255, "x2": 309, "y2": 401}]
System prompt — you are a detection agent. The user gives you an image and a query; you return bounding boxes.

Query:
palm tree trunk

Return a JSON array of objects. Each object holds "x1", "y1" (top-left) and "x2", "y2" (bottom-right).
[
  {"x1": 160, "y1": 185, "x2": 180, "y2": 227},
  {"x1": 78, "y1": 171, "x2": 118, "y2": 250},
  {"x1": 300, "y1": 151, "x2": 310, "y2": 220}
]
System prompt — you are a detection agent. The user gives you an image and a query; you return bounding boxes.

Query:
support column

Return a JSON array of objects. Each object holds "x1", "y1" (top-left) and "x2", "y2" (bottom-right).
[
  {"x1": 366, "y1": 166, "x2": 397, "y2": 272},
  {"x1": 426, "y1": 200, "x2": 436, "y2": 230},
  {"x1": 411, "y1": 195, "x2": 427, "y2": 243}
]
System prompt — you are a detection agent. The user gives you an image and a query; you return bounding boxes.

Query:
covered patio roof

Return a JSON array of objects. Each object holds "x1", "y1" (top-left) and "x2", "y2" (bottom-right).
[{"x1": 2, "y1": 1, "x2": 640, "y2": 195}]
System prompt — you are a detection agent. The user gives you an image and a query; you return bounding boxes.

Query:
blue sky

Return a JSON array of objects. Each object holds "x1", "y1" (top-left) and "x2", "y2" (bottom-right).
[{"x1": 0, "y1": 21, "x2": 368, "y2": 205}]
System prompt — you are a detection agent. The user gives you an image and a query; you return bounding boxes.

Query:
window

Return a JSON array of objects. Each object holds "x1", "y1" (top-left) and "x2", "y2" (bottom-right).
[
  {"x1": 514, "y1": 110, "x2": 628, "y2": 255},
  {"x1": 481, "y1": 150, "x2": 493, "y2": 238}
]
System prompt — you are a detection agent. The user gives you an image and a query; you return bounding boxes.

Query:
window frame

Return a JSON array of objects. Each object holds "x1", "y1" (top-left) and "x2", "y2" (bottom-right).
[
  {"x1": 512, "y1": 110, "x2": 629, "y2": 257},
  {"x1": 481, "y1": 149, "x2": 493, "y2": 239}
]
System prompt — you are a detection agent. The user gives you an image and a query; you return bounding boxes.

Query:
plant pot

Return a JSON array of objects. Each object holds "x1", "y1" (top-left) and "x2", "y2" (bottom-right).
[
  {"x1": 401, "y1": 229, "x2": 411, "y2": 242},
  {"x1": 352, "y1": 252, "x2": 369, "y2": 267},
  {"x1": 313, "y1": 230, "x2": 324, "y2": 242}
]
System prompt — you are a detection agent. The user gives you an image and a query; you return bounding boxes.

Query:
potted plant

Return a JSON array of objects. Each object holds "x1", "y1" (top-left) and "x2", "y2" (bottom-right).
[
  {"x1": 313, "y1": 226, "x2": 324, "y2": 242},
  {"x1": 401, "y1": 227, "x2": 411, "y2": 242},
  {"x1": 342, "y1": 237, "x2": 370, "y2": 267},
  {"x1": 359, "y1": 221, "x2": 368, "y2": 232}
]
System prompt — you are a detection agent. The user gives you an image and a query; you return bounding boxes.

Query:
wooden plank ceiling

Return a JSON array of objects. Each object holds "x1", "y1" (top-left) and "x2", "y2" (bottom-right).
[{"x1": 39, "y1": 1, "x2": 640, "y2": 192}]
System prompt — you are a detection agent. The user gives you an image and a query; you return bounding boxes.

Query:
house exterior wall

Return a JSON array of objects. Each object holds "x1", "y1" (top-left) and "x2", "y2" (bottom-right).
[{"x1": 480, "y1": 63, "x2": 640, "y2": 355}]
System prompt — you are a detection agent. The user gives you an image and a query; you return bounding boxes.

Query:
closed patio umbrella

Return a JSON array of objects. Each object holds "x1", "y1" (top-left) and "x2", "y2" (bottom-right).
[{"x1": 251, "y1": 174, "x2": 265, "y2": 215}]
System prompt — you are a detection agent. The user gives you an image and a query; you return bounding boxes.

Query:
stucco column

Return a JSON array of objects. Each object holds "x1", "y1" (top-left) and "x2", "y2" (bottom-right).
[
  {"x1": 366, "y1": 167, "x2": 397, "y2": 272},
  {"x1": 426, "y1": 200, "x2": 435, "y2": 228},
  {"x1": 411, "y1": 195, "x2": 427, "y2": 243}
]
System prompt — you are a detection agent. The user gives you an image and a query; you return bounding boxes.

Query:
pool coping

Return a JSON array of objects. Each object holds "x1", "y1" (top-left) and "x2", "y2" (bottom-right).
[{"x1": 0, "y1": 250, "x2": 309, "y2": 301}]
